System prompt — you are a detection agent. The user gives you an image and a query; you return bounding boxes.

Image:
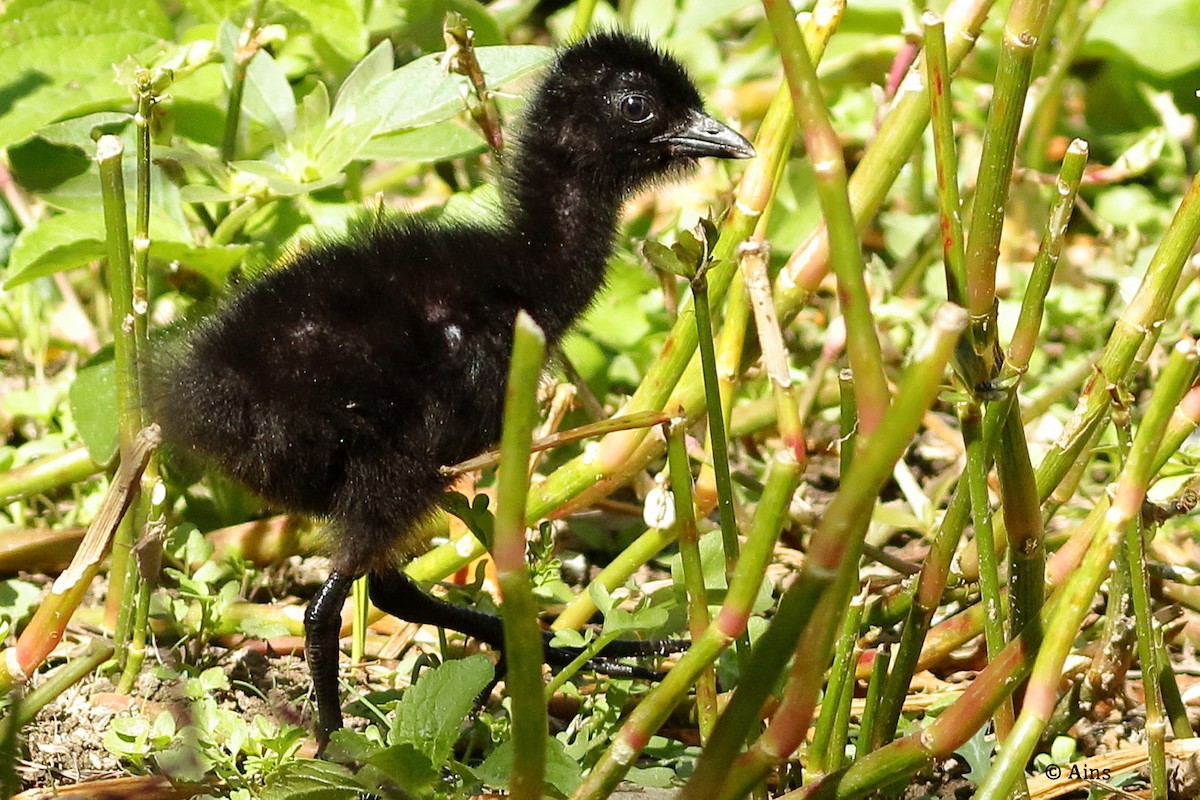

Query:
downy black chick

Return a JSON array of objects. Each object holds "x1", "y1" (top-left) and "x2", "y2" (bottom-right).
[{"x1": 152, "y1": 31, "x2": 755, "y2": 748}]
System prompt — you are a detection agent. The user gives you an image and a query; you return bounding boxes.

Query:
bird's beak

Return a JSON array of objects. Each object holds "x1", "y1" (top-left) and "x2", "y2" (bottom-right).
[{"x1": 654, "y1": 109, "x2": 756, "y2": 160}]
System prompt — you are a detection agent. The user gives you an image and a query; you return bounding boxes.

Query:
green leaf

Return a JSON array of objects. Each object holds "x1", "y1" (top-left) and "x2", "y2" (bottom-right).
[
  {"x1": 1086, "y1": 0, "x2": 1200, "y2": 77},
  {"x1": 388, "y1": 654, "x2": 493, "y2": 766},
  {"x1": 10, "y1": 112, "x2": 134, "y2": 170},
  {"x1": 288, "y1": 82, "x2": 331, "y2": 158},
  {"x1": 179, "y1": 184, "x2": 238, "y2": 203},
  {"x1": 259, "y1": 758, "x2": 365, "y2": 800},
  {"x1": 69, "y1": 352, "x2": 118, "y2": 466},
  {"x1": 0, "y1": 0, "x2": 171, "y2": 147},
  {"x1": 393, "y1": 0, "x2": 504, "y2": 51},
  {"x1": 475, "y1": 736, "x2": 583, "y2": 797},
  {"x1": 4, "y1": 213, "x2": 107, "y2": 289},
  {"x1": 0, "y1": 0, "x2": 170, "y2": 43},
  {"x1": 241, "y1": 49, "x2": 296, "y2": 140},
  {"x1": 373, "y1": 46, "x2": 552, "y2": 134},
  {"x1": 329, "y1": 40, "x2": 394, "y2": 128},
  {"x1": 285, "y1": 0, "x2": 367, "y2": 61},
  {"x1": 230, "y1": 160, "x2": 344, "y2": 197},
  {"x1": 324, "y1": 729, "x2": 382, "y2": 763},
  {"x1": 0, "y1": 579, "x2": 43, "y2": 632},
  {"x1": 676, "y1": 0, "x2": 756, "y2": 34},
  {"x1": 3, "y1": 208, "x2": 196, "y2": 289},
  {"x1": 953, "y1": 723, "x2": 995, "y2": 786},
  {"x1": 363, "y1": 743, "x2": 441, "y2": 796},
  {"x1": 643, "y1": 239, "x2": 693, "y2": 279},
  {"x1": 358, "y1": 122, "x2": 486, "y2": 162}
]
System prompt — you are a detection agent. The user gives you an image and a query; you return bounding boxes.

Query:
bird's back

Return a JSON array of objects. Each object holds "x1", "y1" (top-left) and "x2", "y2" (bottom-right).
[{"x1": 152, "y1": 219, "x2": 525, "y2": 565}]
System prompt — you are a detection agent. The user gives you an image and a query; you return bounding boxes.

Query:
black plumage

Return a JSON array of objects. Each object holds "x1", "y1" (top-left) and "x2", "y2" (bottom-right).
[{"x1": 152, "y1": 31, "x2": 754, "y2": 747}]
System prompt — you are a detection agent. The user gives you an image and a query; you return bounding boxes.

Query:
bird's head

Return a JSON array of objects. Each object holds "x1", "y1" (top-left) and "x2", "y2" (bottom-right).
[{"x1": 518, "y1": 32, "x2": 755, "y2": 194}]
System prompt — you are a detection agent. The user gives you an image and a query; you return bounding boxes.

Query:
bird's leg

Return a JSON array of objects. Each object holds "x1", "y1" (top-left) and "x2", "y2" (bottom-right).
[
  {"x1": 367, "y1": 572, "x2": 687, "y2": 679},
  {"x1": 305, "y1": 570, "x2": 355, "y2": 753}
]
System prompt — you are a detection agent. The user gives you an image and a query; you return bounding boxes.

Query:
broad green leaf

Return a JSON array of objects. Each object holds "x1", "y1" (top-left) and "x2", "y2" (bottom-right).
[
  {"x1": 395, "y1": 0, "x2": 504, "y2": 51},
  {"x1": 259, "y1": 758, "x2": 364, "y2": 800},
  {"x1": 21, "y1": 112, "x2": 134, "y2": 153},
  {"x1": 179, "y1": 184, "x2": 238, "y2": 203},
  {"x1": 324, "y1": 729, "x2": 382, "y2": 763},
  {"x1": 357, "y1": 122, "x2": 485, "y2": 163},
  {"x1": 283, "y1": 44, "x2": 547, "y2": 174},
  {"x1": 475, "y1": 736, "x2": 583, "y2": 797},
  {"x1": 0, "y1": 0, "x2": 171, "y2": 147},
  {"x1": 0, "y1": 40, "x2": 158, "y2": 148},
  {"x1": 34, "y1": 155, "x2": 190, "y2": 229},
  {"x1": 152, "y1": 241, "x2": 252, "y2": 286},
  {"x1": 374, "y1": 46, "x2": 552, "y2": 134},
  {"x1": 311, "y1": 115, "x2": 387, "y2": 177},
  {"x1": 1086, "y1": 0, "x2": 1200, "y2": 77},
  {"x1": 229, "y1": 160, "x2": 343, "y2": 196},
  {"x1": 285, "y1": 0, "x2": 367, "y2": 61},
  {"x1": 241, "y1": 49, "x2": 296, "y2": 140},
  {"x1": 177, "y1": 0, "x2": 245, "y2": 22},
  {"x1": 388, "y1": 654, "x2": 493, "y2": 766},
  {"x1": 676, "y1": 0, "x2": 756, "y2": 34},
  {"x1": 6, "y1": 138, "x2": 92, "y2": 194},
  {"x1": 329, "y1": 41, "x2": 394, "y2": 128},
  {"x1": 289, "y1": 82, "x2": 332, "y2": 157},
  {"x1": 4, "y1": 213, "x2": 109, "y2": 289},
  {"x1": 69, "y1": 353, "x2": 118, "y2": 466},
  {"x1": 362, "y1": 743, "x2": 441, "y2": 796},
  {"x1": 1, "y1": 0, "x2": 170, "y2": 42},
  {"x1": 3, "y1": 208, "x2": 209, "y2": 289}
]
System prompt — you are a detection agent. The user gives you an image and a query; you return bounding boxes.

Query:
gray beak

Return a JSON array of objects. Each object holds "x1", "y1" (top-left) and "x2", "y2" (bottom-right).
[{"x1": 654, "y1": 108, "x2": 756, "y2": 160}]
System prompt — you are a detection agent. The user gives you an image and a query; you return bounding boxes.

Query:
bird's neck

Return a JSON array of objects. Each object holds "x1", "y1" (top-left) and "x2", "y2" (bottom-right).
[{"x1": 503, "y1": 154, "x2": 627, "y2": 342}]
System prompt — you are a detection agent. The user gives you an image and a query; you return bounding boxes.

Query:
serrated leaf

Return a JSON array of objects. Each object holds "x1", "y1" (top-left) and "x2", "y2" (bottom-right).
[
  {"x1": 259, "y1": 758, "x2": 365, "y2": 800},
  {"x1": 324, "y1": 729, "x2": 382, "y2": 763},
  {"x1": 389, "y1": 654, "x2": 493, "y2": 766},
  {"x1": 69, "y1": 353, "x2": 118, "y2": 466},
  {"x1": 953, "y1": 723, "x2": 995, "y2": 785},
  {"x1": 363, "y1": 743, "x2": 441, "y2": 795}
]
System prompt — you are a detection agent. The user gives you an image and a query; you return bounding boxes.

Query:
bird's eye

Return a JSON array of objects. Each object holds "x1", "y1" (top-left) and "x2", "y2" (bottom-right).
[{"x1": 619, "y1": 93, "x2": 654, "y2": 123}]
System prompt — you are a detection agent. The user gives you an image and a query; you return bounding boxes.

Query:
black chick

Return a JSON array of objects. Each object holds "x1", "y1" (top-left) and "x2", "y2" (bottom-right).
[{"x1": 152, "y1": 31, "x2": 754, "y2": 748}]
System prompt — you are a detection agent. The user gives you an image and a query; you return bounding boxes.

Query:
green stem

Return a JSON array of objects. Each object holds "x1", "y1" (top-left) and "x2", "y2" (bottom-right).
[
  {"x1": 761, "y1": 0, "x2": 887, "y2": 436},
  {"x1": 692, "y1": 270, "x2": 742, "y2": 579},
  {"x1": 665, "y1": 423, "x2": 717, "y2": 742},
  {"x1": 0, "y1": 447, "x2": 99, "y2": 502},
  {"x1": 963, "y1": 0, "x2": 1052, "y2": 382},
  {"x1": 494, "y1": 311, "x2": 547, "y2": 800},
  {"x1": 690, "y1": 306, "x2": 966, "y2": 797},
  {"x1": 221, "y1": 0, "x2": 266, "y2": 162},
  {"x1": 573, "y1": 452, "x2": 802, "y2": 800}
]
